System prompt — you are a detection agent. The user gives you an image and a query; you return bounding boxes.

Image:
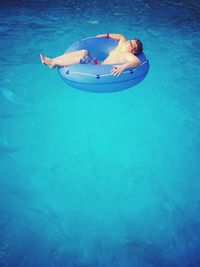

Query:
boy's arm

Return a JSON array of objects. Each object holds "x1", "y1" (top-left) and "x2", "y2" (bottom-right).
[
  {"x1": 96, "y1": 33, "x2": 126, "y2": 44},
  {"x1": 112, "y1": 54, "x2": 141, "y2": 76}
]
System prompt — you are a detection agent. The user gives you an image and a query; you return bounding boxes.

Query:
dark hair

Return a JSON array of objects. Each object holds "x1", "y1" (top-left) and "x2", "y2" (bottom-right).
[{"x1": 134, "y1": 39, "x2": 143, "y2": 55}]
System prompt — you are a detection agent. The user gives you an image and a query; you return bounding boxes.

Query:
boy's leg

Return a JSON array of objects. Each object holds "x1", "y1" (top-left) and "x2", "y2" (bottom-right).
[{"x1": 40, "y1": 50, "x2": 88, "y2": 68}]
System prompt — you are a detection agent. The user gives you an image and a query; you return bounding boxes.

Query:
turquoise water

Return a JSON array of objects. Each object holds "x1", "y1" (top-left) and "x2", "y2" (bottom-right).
[{"x1": 0, "y1": 1, "x2": 200, "y2": 266}]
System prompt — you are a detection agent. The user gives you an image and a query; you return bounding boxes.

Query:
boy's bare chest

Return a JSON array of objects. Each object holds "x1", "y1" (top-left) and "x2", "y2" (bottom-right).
[{"x1": 109, "y1": 49, "x2": 127, "y2": 62}]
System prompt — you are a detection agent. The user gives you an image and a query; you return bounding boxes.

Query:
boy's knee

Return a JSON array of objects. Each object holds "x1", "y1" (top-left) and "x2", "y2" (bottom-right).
[{"x1": 82, "y1": 49, "x2": 88, "y2": 56}]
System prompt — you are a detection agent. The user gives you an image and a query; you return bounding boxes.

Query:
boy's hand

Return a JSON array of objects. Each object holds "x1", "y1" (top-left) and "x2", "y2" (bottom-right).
[
  {"x1": 111, "y1": 65, "x2": 125, "y2": 77},
  {"x1": 96, "y1": 34, "x2": 106, "y2": 38}
]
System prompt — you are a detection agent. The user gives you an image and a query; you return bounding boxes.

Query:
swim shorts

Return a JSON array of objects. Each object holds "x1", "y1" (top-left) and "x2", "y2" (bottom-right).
[{"x1": 80, "y1": 52, "x2": 100, "y2": 65}]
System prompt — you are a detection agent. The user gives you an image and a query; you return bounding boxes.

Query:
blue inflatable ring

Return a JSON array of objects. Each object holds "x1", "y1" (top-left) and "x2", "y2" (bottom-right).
[{"x1": 58, "y1": 37, "x2": 150, "y2": 93}]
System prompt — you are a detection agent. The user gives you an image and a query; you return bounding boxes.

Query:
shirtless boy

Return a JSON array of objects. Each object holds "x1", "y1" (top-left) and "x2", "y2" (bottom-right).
[{"x1": 40, "y1": 33, "x2": 143, "y2": 77}]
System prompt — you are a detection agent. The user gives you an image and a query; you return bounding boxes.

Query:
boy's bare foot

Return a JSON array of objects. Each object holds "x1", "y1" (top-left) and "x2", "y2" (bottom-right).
[{"x1": 40, "y1": 54, "x2": 54, "y2": 68}]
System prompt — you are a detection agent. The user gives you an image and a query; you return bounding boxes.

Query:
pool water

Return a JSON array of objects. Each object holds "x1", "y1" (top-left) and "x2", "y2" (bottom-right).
[{"x1": 0, "y1": 1, "x2": 200, "y2": 266}]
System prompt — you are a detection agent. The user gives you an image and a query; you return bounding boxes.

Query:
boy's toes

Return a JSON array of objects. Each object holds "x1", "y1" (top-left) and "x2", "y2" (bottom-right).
[{"x1": 40, "y1": 54, "x2": 45, "y2": 64}]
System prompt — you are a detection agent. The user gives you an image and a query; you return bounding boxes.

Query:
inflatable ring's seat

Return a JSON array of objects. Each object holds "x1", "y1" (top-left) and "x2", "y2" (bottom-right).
[{"x1": 58, "y1": 37, "x2": 150, "y2": 93}]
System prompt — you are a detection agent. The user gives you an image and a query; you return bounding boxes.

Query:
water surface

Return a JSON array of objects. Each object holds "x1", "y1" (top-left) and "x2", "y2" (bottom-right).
[{"x1": 0, "y1": 1, "x2": 200, "y2": 266}]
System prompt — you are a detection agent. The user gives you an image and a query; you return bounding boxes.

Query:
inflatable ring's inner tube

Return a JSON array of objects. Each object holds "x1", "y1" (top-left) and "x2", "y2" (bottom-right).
[{"x1": 66, "y1": 37, "x2": 119, "y2": 62}]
